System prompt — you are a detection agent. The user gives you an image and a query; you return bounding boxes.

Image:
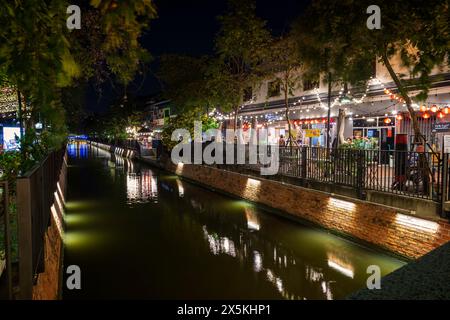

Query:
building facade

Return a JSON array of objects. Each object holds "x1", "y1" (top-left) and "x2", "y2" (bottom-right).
[{"x1": 231, "y1": 55, "x2": 450, "y2": 151}]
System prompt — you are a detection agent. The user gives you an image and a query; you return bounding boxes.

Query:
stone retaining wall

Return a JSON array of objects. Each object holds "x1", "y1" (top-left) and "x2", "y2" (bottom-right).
[
  {"x1": 163, "y1": 161, "x2": 450, "y2": 259},
  {"x1": 90, "y1": 141, "x2": 450, "y2": 259}
]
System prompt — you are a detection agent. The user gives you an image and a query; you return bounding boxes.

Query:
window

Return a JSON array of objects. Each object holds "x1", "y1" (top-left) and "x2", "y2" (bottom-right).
[
  {"x1": 243, "y1": 86, "x2": 253, "y2": 102},
  {"x1": 164, "y1": 108, "x2": 170, "y2": 118},
  {"x1": 267, "y1": 80, "x2": 281, "y2": 98},
  {"x1": 303, "y1": 79, "x2": 319, "y2": 91}
]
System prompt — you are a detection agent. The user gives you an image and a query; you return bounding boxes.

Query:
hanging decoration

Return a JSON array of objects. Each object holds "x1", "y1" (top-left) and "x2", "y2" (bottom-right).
[{"x1": 0, "y1": 86, "x2": 18, "y2": 114}]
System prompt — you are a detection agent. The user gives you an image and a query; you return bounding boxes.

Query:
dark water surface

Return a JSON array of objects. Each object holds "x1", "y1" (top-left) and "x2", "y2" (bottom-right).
[{"x1": 63, "y1": 143, "x2": 405, "y2": 299}]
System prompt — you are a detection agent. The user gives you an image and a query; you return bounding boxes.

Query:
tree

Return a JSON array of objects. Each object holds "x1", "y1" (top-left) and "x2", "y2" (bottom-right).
[
  {"x1": 292, "y1": 1, "x2": 373, "y2": 150},
  {"x1": 161, "y1": 107, "x2": 219, "y2": 151},
  {"x1": 263, "y1": 35, "x2": 302, "y2": 147},
  {"x1": 214, "y1": 0, "x2": 271, "y2": 129},
  {"x1": 158, "y1": 54, "x2": 215, "y2": 113},
  {"x1": 0, "y1": 0, "x2": 157, "y2": 154},
  {"x1": 293, "y1": 0, "x2": 450, "y2": 146},
  {"x1": 0, "y1": 0, "x2": 81, "y2": 148},
  {"x1": 70, "y1": 1, "x2": 157, "y2": 85}
]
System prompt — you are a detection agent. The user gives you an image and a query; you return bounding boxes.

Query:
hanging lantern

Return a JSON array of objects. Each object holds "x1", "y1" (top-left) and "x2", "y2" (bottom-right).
[
  {"x1": 438, "y1": 112, "x2": 445, "y2": 119},
  {"x1": 315, "y1": 119, "x2": 319, "y2": 124},
  {"x1": 420, "y1": 105, "x2": 427, "y2": 112},
  {"x1": 396, "y1": 114, "x2": 403, "y2": 121},
  {"x1": 384, "y1": 118, "x2": 392, "y2": 124},
  {"x1": 444, "y1": 107, "x2": 449, "y2": 114},
  {"x1": 298, "y1": 121, "x2": 303, "y2": 125},
  {"x1": 430, "y1": 105, "x2": 438, "y2": 113},
  {"x1": 322, "y1": 119, "x2": 326, "y2": 123},
  {"x1": 423, "y1": 113, "x2": 430, "y2": 119}
]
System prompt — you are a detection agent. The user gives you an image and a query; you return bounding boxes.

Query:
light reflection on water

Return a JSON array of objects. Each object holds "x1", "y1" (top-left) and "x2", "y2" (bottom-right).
[{"x1": 64, "y1": 143, "x2": 406, "y2": 300}]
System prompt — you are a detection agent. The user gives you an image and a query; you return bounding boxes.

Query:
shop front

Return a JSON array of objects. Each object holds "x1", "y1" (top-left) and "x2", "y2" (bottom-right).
[{"x1": 351, "y1": 117, "x2": 396, "y2": 152}]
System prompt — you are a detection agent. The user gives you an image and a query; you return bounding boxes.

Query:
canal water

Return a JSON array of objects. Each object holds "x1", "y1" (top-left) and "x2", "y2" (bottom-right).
[{"x1": 63, "y1": 143, "x2": 405, "y2": 300}]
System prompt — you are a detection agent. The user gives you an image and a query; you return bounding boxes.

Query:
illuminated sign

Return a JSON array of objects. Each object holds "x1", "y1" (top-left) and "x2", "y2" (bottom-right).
[{"x1": 2, "y1": 127, "x2": 21, "y2": 150}]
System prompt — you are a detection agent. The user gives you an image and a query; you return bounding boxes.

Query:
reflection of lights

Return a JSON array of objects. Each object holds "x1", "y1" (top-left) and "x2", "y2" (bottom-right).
[
  {"x1": 247, "y1": 221, "x2": 260, "y2": 231},
  {"x1": 276, "y1": 278, "x2": 284, "y2": 293},
  {"x1": 395, "y1": 213, "x2": 439, "y2": 233},
  {"x1": 306, "y1": 266, "x2": 323, "y2": 282},
  {"x1": 126, "y1": 170, "x2": 158, "y2": 203},
  {"x1": 253, "y1": 251, "x2": 262, "y2": 272},
  {"x1": 327, "y1": 197, "x2": 355, "y2": 212},
  {"x1": 266, "y1": 269, "x2": 285, "y2": 295},
  {"x1": 176, "y1": 179, "x2": 184, "y2": 197},
  {"x1": 203, "y1": 226, "x2": 236, "y2": 257},
  {"x1": 64, "y1": 214, "x2": 92, "y2": 228},
  {"x1": 327, "y1": 259, "x2": 354, "y2": 279},
  {"x1": 321, "y1": 281, "x2": 333, "y2": 300},
  {"x1": 245, "y1": 207, "x2": 260, "y2": 231}
]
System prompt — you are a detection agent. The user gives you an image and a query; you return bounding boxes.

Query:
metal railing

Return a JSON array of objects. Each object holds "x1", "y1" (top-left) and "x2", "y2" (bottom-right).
[
  {"x1": 276, "y1": 146, "x2": 443, "y2": 202},
  {"x1": 195, "y1": 143, "x2": 446, "y2": 208}
]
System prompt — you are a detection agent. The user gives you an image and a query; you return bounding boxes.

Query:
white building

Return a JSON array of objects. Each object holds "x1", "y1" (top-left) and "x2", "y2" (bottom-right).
[{"x1": 231, "y1": 55, "x2": 450, "y2": 151}]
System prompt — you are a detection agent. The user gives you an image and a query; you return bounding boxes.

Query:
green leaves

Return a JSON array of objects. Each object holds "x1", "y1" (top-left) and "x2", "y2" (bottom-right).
[
  {"x1": 212, "y1": 0, "x2": 271, "y2": 114},
  {"x1": 161, "y1": 107, "x2": 219, "y2": 151}
]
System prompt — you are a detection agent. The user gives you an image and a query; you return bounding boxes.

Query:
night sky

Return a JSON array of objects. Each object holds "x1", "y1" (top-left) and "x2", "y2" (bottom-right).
[{"x1": 86, "y1": 0, "x2": 310, "y2": 112}]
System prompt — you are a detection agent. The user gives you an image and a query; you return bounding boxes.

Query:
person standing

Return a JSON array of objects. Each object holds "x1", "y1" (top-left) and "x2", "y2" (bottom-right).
[{"x1": 279, "y1": 135, "x2": 286, "y2": 146}]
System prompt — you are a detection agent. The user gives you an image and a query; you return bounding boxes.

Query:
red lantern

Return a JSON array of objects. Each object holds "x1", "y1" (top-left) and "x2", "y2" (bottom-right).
[
  {"x1": 384, "y1": 118, "x2": 392, "y2": 124},
  {"x1": 438, "y1": 112, "x2": 445, "y2": 119},
  {"x1": 423, "y1": 113, "x2": 430, "y2": 119},
  {"x1": 444, "y1": 107, "x2": 449, "y2": 114},
  {"x1": 396, "y1": 114, "x2": 403, "y2": 121},
  {"x1": 420, "y1": 105, "x2": 427, "y2": 112},
  {"x1": 322, "y1": 119, "x2": 326, "y2": 123},
  {"x1": 430, "y1": 105, "x2": 438, "y2": 113}
]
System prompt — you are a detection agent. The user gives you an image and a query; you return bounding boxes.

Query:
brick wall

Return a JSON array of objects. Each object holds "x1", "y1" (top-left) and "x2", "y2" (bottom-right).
[{"x1": 166, "y1": 162, "x2": 450, "y2": 259}]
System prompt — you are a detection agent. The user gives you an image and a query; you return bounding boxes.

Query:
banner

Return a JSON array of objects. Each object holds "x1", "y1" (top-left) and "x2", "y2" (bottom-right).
[{"x1": 305, "y1": 129, "x2": 321, "y2": 138}]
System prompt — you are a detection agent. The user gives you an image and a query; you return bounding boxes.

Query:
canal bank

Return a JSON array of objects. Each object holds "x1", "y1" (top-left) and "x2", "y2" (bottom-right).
[
  {"x1": 65, "y1": 143, "x2": 405, "y2": 299},
  {"x1": 87, "y1": 141, "x2": 450, "y2": 260}
]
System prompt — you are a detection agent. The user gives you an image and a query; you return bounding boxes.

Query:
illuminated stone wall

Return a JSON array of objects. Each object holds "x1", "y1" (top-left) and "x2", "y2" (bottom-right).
[
  {"x1": 31, "y1": 159, "x2": 66, "y2": 300},
  {"x1": 32, "y1": 210, "x2": 63, "y2": 300},
  {"x1": 166, "y1": 162, "x2": 450, "y2": 260}
]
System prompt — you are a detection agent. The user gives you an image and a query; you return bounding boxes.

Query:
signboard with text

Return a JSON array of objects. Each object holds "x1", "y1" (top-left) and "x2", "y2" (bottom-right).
[
  {"x1": 433, "y1": 122, "x2": 450, "y2": 132},
  {"x1": 305, "y1": 129, "x2": 321, "y2": 138}
]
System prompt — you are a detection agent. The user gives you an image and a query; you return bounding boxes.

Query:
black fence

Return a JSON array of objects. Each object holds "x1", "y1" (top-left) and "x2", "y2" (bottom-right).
[
  {"x1": 191, "y1": 143, "x2": 447, "y2": 207},
  {"x1": 0, "y1": 181, "x2": 13, "y2": 299},
  {"x1": 277, "y1": 146, "x2": 443, "y2": 202},
  {"x1": 16, "y1": 148, "x2": 66, "y2": 299}
]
